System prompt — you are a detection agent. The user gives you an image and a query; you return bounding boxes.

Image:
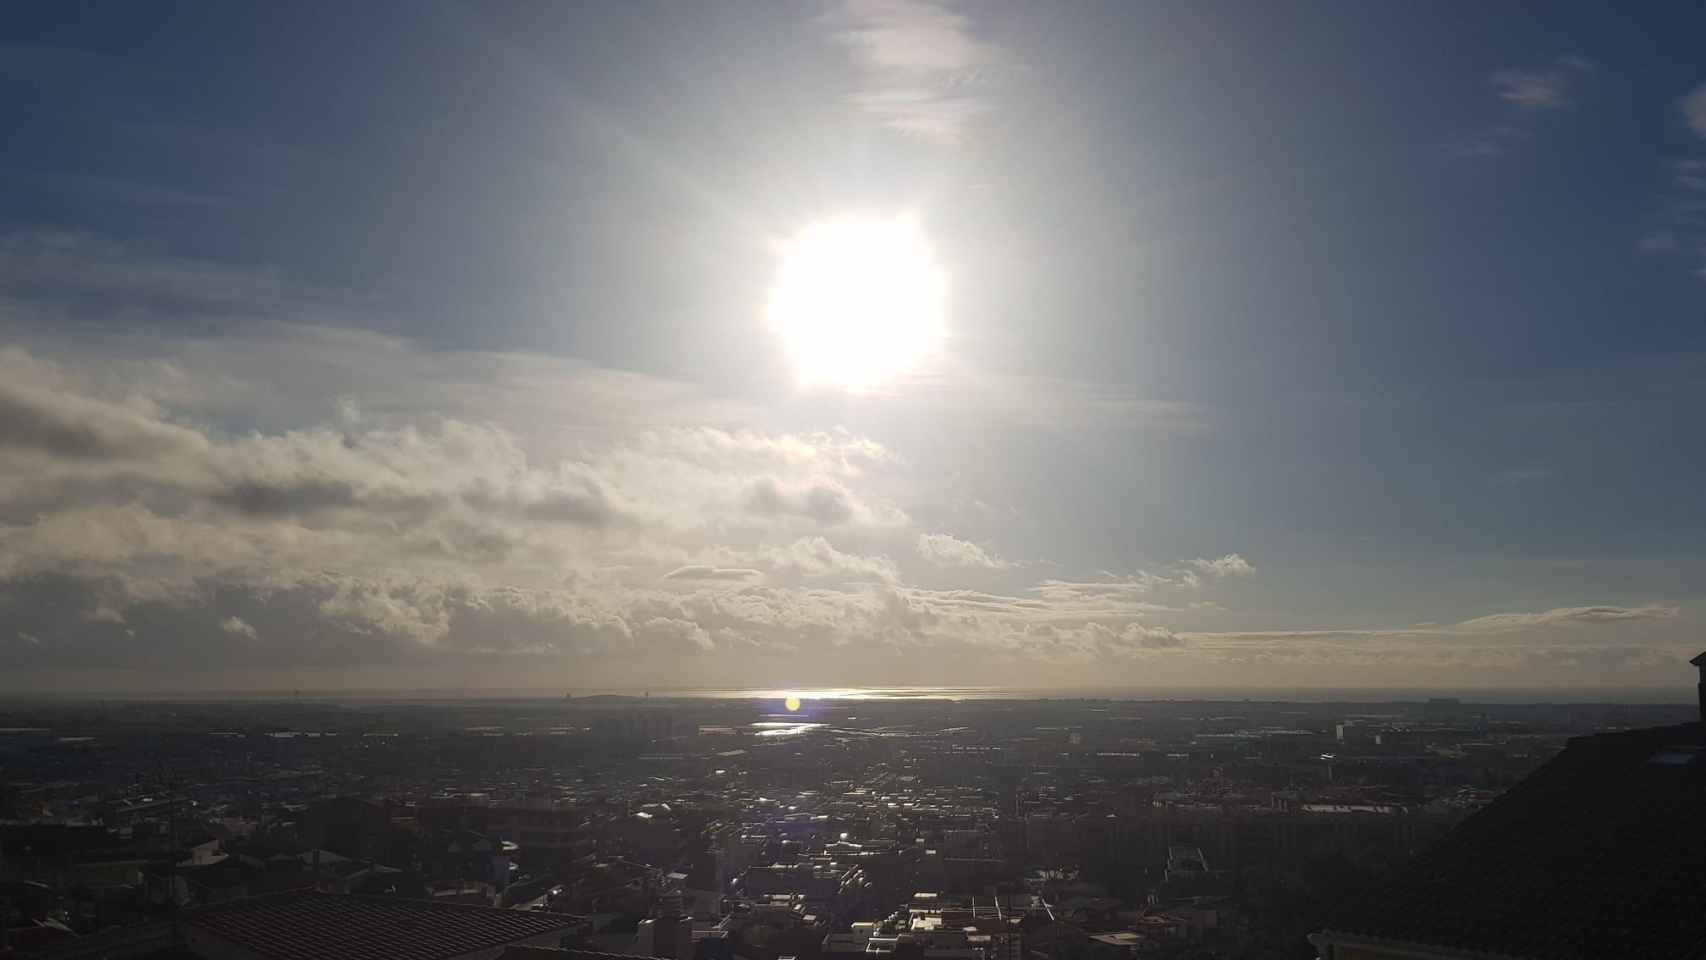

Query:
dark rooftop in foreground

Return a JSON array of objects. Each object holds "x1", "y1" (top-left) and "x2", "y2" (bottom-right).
[
  {"x1": 497, "y1": 949, "x2": 659, "y2": 960},
  {"x1": 184, "y1": 890, "x2": 585, "y2": 960},
  {"x1": 1320, "y1": 721, "x2": 1706, "y2": 959}
]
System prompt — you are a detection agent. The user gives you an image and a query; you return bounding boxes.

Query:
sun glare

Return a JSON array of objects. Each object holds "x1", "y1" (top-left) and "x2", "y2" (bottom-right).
[
  {"x1": 784, "y1": 694, "x2": 802, "y2": 712},
  {"x1": 768, "y1": 217, "x2": 946, "y2": 391}
]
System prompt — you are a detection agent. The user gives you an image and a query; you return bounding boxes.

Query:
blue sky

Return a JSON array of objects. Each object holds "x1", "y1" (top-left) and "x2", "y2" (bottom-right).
[{"x1": 1, "y1": 1, "x2": 1703, "y2": 692}]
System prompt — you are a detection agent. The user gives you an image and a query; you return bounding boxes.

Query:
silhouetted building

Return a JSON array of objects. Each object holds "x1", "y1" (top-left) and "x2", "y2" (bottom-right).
[
  {"x1": 301, "y1": 797, "x2": 392, "y2": 861},
  {"x1": 1310, "y1": 656, "x2": 1706, "y2": 959},
  {"x1": 182, "y1": 889, "x2": 587, "y2": 960}
]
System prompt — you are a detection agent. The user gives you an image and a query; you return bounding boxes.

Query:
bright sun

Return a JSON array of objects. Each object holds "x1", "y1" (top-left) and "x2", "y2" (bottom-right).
[{"x1": 768, "y1": 217, "x2": 946, "y2": 391}]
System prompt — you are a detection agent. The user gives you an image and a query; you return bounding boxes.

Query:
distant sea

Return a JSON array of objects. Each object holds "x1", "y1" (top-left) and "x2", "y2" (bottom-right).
[{"x1": 0, "y1": 684, "x2": 1694, "y2": 705}]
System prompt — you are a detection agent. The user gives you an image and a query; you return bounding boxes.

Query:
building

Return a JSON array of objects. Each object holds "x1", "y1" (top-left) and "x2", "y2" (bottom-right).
[
  {"x1": 495, "y1": 950, "x2": 659, "y2": 960},
  {"x1": 635, "y1": 898, "x2": 694, "y2": 960},
  {"x1": 1309, "y1": 653, "x2": 1706, "y2": 959},
  {"x1": 299, "y1": 798, "x2": 395, "y2": 862},
  {"x1": 182, "y1": 889, "x2": 587, "y2": 960}
]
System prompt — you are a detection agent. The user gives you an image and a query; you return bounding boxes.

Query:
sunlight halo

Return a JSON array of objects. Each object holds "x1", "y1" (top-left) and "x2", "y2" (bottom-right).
[{"x1": 767, "y1": 217, "x2": 946, "y2": 391}]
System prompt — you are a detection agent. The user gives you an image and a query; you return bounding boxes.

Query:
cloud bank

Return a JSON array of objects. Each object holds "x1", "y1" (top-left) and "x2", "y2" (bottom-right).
[{"x1": 0, "y1": 232, "x2": 1692, "y2": 693}]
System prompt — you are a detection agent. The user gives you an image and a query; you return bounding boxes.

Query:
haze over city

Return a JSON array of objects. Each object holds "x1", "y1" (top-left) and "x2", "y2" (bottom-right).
[{"x1": 4, "y1": 1, "x2": 1706, "y2": 696}]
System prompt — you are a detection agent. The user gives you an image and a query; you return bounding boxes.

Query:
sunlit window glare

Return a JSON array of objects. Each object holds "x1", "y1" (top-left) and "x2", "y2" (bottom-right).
[{"x1": 768, "y1": 217, "x2": 946, "y2": 391}]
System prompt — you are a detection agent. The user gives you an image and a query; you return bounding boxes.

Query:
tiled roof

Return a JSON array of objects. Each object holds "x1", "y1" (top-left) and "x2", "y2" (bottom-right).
[
  {"x1": 184, "y1": 890, "x2": 583, "y2": 960},
  {"x1": 1323, "y1": 722, "x2": 1706, "y2": 960},
  {"x1": 497, "y1": 949, "x2": 660, "y2": 960}
]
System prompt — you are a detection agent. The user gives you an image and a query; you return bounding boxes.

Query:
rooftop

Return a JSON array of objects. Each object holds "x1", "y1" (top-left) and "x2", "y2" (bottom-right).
[
  {"x1": 1322, "y1": 722, "x2": 1706, "y2": 959},
  {"x1": 184, "y1": 890, "x2": 584, "y2": 960},
  {"x1": 497, "y1": 950, "x2": 658, "y2": 960}
]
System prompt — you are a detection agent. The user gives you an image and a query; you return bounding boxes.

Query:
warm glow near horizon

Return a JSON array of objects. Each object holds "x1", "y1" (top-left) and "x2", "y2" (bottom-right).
[{"x1": 767, "y1": 217, "x2": 946, "y2": 391}]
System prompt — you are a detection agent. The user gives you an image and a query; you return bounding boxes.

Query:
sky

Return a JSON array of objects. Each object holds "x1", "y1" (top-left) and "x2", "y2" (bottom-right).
[{"x1": 2, "y1": 0, "x2": 1705, "y2": 695}]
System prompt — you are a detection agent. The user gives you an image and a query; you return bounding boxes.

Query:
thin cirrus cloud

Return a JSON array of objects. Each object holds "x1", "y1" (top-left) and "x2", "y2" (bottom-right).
[
  {"x1": 1455, "y1": 57, "x2": 1592, "y2": 158},
  {"x1": 1183, "y1": 604, "x2": 1680, "y2": 650},
  {"x1": 1453, "y1": 604, "x2": 1680, "y2": 633},
  {"x1": 1638, "y1": 87, "x2": 1706, "y2": 278},
  {"x1": 662, "y1": 566, "x2": 765, "y2": 583},
  {"x1": 1680, "y1": 83, "x2": 1706, "y2": 139},
  {"x1": 1035, "y1": 554, "x2": 1256, "y2": 607},
  {"x1": 1491, "y1": 68, "x2": 1572, "y2": 109},
  {"x1": 830, "y1": 0, "x2": 1000, "y2": 143},
  {"x1": 1492, "y1": 57, "x2": 1592, "y2": 109},
  {"x1": 1169, "y1": 604, "x2": 1684, "y2": 681}
]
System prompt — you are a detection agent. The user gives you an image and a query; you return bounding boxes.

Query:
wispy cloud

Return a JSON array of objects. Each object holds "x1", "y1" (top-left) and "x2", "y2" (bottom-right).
[
  {"x1": 1490, "y1": 68, "x2": 1572, "y2": 110},
  {"x1": 1453, "y1": 603, "x2": 1679, "y2": 632},
  {"x1": 1639, "y1": 88, "x2": 1706, "y2": 278},
  {"x1": 661, "y1": 565, "x2": 764, "y2": 582},
  {"x1": 1188, "y1": 554, "x2": 1255, "y2": 579},
  {"x1": 1175, "y1": 604, "x2": 1687, "y2": 676},
  {"x1": 1183, "y1": 604, "x2": 1679, "y2": 646},
  {"x1": 1034, "y1": 554, "x2": 1255, "y2": 608},
  {"x1": 830, "y1": 0, "x2": 1000, "y2": 143},
  {"x1": 916, "y1": 532, "x2": 1011, "y2": 569},
  {"x1": 1455, "y1": 57, "x2": 1591, "y2": 158},
  {"x1": 892, "y1": 369, "x2": 1206, "y2": 434},
  {"x1": 1682, "y1": 83, "x2": 1706, "y2": 140}
]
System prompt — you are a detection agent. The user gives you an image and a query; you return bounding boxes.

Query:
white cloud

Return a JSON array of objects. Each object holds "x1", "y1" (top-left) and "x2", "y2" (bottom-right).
[
  {"x1": 916, "y1": 532, "x2": 1010, "y2": 568},
  {"x1": 1034, "y1": 554, "x2": 1254, "y2": 607},
  {"x1": 831, "y1": 0, "x2": 1000, "y2": 142},
  {"x1": 1033, "y1": 576, "x2": 1172, "y2": 607},
  {"x1": 1453, "y1": 604, "x2": 1679, "y2": 633},
  {"x1": 763, "y1": 537, "x2": 899, "y2": 582},
  {"x1": 0, "y1": 230, "x2": 1693, "y2": 690},
  {"x1": 1683, "y1": 83, "x2": 1706, "y2": 139},
  {"x1": 0, "y1": 332, "x2": 939, "y2": 683},
  {"x1": 662, "y1": 565, "x2": 764, "y2": 583},
  {"x1": 1456, "y1": 59, "x2": 1591, "y2": 160},
  {"x1": 637, "y1": 616, "x2": 715, "y2": 652},
  {"x1": 1491, "y1": 68, "x2": 1570, "y2": 109},
  {"x1": 1188, "y1": 553, "x2": 1254, "y2": 578},
  {"x1": 1184, "y1": 604, "x2": 1679, "y2": 646},
  {"x1": 1641, "y1": 102, "x2": 1706, "y2": 278}
]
